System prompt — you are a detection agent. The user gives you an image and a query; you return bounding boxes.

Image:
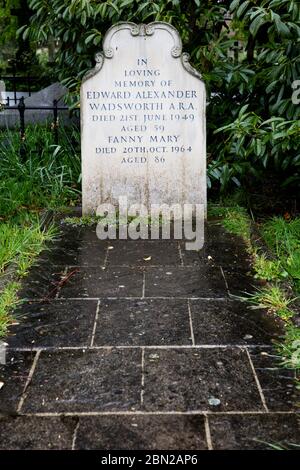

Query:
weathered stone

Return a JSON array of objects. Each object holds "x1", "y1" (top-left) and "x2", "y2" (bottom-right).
[
  {"x1": 209, "y1": 414, "x2": 300, "y2": 450},
  {"x1": 58, "y1": 267, "x2": 143, "y2": 298},
  {"x1": 7, "y1": 300, "x2": 98, "y2": 348},
  {"x1": 93, "y1": 298, "x2": 191, "y2": 346},
  {"x1": 75, "y1": 415, "x2": 207, "y2": 450},
  {"x1": 189, "y1": 299, "x2": 282, "y2": 345},
  {"x1": 24, "y1": 82, "x2": 67, "y2": 107},
  {"x1": 22, "y1": 349, "x2": 142, "y2": 413},
  {"x1": 144, "y1": 266, "x2": 227, "y2": 298},
  {"x1": 81, "y1": 22, "x2": 206, "y2": 214},
  {"x1": 143, "y1": 348, "x2": 264, "y2": 411},
  {"x1": 0, "y1": 351, "x2": 35, "y2": 413},
  {"x1": 0, "y1": 83, "x2": 69, "y2": 129},
  {"x1": 0, "y1": 416, "x2": 76, "y2": 450}
]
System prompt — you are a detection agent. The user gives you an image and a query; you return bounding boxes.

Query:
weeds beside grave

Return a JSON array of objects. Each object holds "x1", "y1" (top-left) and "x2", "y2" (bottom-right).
[
  {"x1": 0, "y1": 124, "x2": 81, "y2": 220},
  {"x1": 209, "y1": 202, "x2": 300, "y2": 373},
  {"x1": 0, "y1": 124, "x2": 81, "y2": 336},
  {"x1": 0, "y1": 282, "x2": 20, "y2": 337}
]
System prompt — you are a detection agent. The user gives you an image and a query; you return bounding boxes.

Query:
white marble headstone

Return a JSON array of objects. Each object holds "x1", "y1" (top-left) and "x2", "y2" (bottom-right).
[{"x1": 81, "y1": 22, "x2": 206, "y2": 214}]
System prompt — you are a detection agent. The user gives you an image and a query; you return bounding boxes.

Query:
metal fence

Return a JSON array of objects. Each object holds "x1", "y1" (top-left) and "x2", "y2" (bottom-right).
[
  {"x1": 1, "y1": 97, "x2": 69, "y2": 160},
  {"x1": 0, "y1": 75, "x2": 41, "y2": 105}
]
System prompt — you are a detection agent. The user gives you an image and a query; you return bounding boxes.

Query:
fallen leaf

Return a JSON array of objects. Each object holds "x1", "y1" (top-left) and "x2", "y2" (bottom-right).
[
  {"x1": 149, "y1": 353, "x2": 160, "y2": 361},
  {"x1": 143, "y1": 256, "x2": 152, "y2": 261},
  {"x1": 243, "y1": 334, "x2": 253, "y2": 340}
]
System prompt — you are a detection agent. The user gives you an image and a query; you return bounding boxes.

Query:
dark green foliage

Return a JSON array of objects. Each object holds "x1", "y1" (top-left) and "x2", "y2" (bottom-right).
[{"x1": 21, "y1": 0, "x2": 300, "y2": 192}]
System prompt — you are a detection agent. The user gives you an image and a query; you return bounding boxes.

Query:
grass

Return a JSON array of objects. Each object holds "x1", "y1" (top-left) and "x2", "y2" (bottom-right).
[
  {"x1": 0, "y1": 282, "x2": 21, "y2": 337},
  {"x1": 277, "y1": 324, "x2": 300, "y2": 371},
  {"x1": 0, "y1": 124, "x2": 81, "y2": 220},
  {"x1": 253, "y1": 253, "x2": 288, "y2": 282},
  {"x1": 0, "y1": 124, "x2": 81, "y2": 337},
  {"x1": 254, "y1": 440, "x2": 300, "y2": 450},
  {"x1": 261, "y1": 217, "x2": 300, "y2": 294},
  {"x1": 65, "y1": 215, "x2": 104, "y2": 226},
  {"x1": 208, "y1": 202, "x2": 251, "y2": 242},
  {"x1": 64, "y1": 213, "x2": 166, "y2": 229},
  {"x1": 211, "y1": 201, "x2": 300, "y2": 372},
  {"x1": 0, "y1": 217, "x2": 57, "y2": 276},
  {"x1": 246, "y1": 286, "x2": 296, "y2": 321},
  {"x1": 0, "y1": 217, "x2": 57, "y2": 336}
]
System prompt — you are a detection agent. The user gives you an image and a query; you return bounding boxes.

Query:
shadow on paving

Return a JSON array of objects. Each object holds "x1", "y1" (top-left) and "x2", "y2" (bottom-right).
[{"x1": 0, "y1": 218, "x2": 299, "y2": 450}]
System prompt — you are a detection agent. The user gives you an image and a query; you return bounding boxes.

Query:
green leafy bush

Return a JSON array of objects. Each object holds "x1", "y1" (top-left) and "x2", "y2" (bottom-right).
[
  {"x1": 0, "y1": 124, "x2": 81, "y2": 219},
  {"x1": 21, "y1": 0, "x2": 300, "y2": 192}
]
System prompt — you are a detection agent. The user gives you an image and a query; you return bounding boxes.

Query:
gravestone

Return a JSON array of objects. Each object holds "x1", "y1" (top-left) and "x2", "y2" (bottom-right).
[
  {"x1": 81, "y1": 22, "x2": 206, "y2": 215},
  {"x1": 24, "y1": 82, "x2": 67, "y2": 107},
  {"x1": 0, "y1": 82, "x2": 69, "y2": 129}
]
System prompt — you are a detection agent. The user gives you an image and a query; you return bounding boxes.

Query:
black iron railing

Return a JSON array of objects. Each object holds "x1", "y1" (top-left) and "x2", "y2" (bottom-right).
[
  {"x1": 0, "y1": 75, "x2": 41, "y2": 104},
  {"x1": 1, "y1": 97, "x2": 69, "y2": 160}
]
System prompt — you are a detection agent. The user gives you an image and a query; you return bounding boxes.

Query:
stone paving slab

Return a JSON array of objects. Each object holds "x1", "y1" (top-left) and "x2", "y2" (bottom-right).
[
  {"x1": 21, "y1": 349, "x2": 142, "y2": 413},
  {"x1": 74, "y1": 415, "x2": 207, "y2": 450},
  {"x1": 0, "y1": 351, "x2": 35, "y2": 413},
  {"x1": 189, "y1": 299, "x2": 281, "y2": 345},
  {"x1": 223, "y1": 268, "x2": 260, "y2": 296},
  {"x1": 38, "y1": 243, "x2": 107, "y2": 268},
  {"x1": 182, "y1": 223, "x2": 253, "y2": 271},
  {"x1": 0, "y1": 413, "x2": 298, "y2": 450},
  {"x1": 93, "y1": 299, "x2": 192, "y2": 346},
  {"x1": 7, "y1": 300, "x2": 98, "y2": 348},
  {"x1": 143, "y1": 348, "x2": 264, "y2": 412},
  {"x1": 208, "y1": 413, "x2": 300, "y2": 450},
  {"x1": 59, "y1": 267, "x2": 144, "y2": 298},
  {"x1": 0, "y1": 221, "x2": 299, "y2": 449},
  {"x1": 0, "y1": 415, "x2": 77, "y2": 450},
  {"x1": 18, "y1": 265, "x2": 64, "y2": 300},
  {"x1": 249, "y1": 349, "x2": 298, "y2": 411},
  {"x1": 144, "y1": 266, "x2": 227, "y2": 298},
  {"x1": 106, "y1": 240, "x2": 182, "y2": 266}
]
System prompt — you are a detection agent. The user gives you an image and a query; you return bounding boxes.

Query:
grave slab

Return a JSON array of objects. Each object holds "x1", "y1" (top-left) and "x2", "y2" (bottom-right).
[
  {"x1": 0, "y1": 416, "x2": 76, "y2": 450},
  {"x1": 93, "y1": 298, "x2": 191, "y2": 346},
  {"x1": 145, "y1": 266, "x2": 227, "y2": 298},
  {"x1": 106, "y1": 240, "x2": 181, "y2": 266},
  {"x1": 7, "y1": 300, "x2": 98, "y2": 348},
  {"x1": 21, "y1": 349, "x2": 142, "y2": 413},
  {"x1": 0, "y1": 351, "x2": 35, "y2": 413},
  {"x1": 249, "y1": 349, "x2": 299, "y2": 411},
  {"x1": 58, "y1": 267, "x2": 143, "y2": 298},
  {"x1": 143, "y1": 348, "x2": 264, "y2": 411},
  {"x1": 1, "y1": 218, "x2": 298, "y2": 449},
  {"x1": 75, "y1": 415, "x2": 207, "y2": 450},
  {"x1": 189, "y1": 299, "x2": 281, "y2": 345},
  {"x1": 209, "y1": 414, "x2": 300, "y2": 450}
]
